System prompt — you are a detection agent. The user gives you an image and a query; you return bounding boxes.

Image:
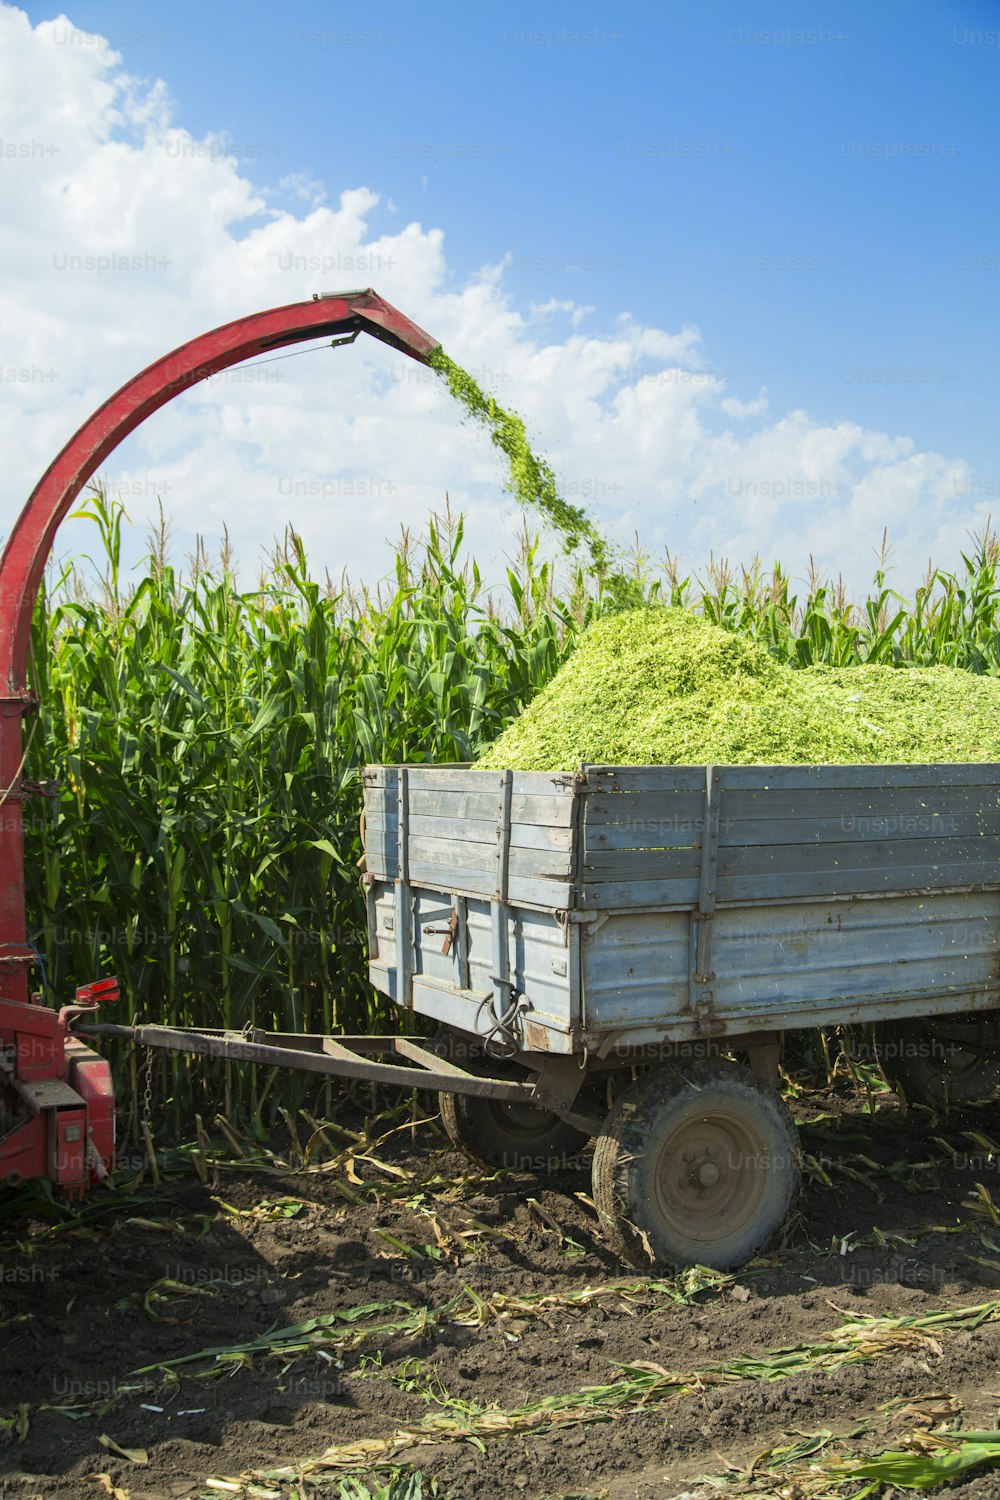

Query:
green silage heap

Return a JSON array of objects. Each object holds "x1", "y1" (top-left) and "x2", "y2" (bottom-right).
[{"x1": 476, "y1": 608, "x2": 1000, "y2": 769}]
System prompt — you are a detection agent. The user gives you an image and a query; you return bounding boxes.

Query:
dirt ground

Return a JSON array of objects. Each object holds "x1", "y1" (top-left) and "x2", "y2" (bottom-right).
[{"x1": 3, "y1": 1076, "x2": 1000, "y2": 1500}]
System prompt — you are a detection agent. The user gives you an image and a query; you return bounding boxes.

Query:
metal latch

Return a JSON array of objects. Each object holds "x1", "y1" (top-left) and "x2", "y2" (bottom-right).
[
  {"x1": 22, "y1": 779, "x2": 59, "y2": 799},
  {"x1": 422, "y1": 911, "x2": 459, "y2": 955}
]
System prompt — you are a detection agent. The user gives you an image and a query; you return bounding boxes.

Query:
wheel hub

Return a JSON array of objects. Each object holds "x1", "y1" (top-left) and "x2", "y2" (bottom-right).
[
  {"x1": 654, "y1": 1112, "x2": 769, "y2": 1247},
  {"x1": 487, "y1": 1099, "x2": 560, "y2": 1139}
]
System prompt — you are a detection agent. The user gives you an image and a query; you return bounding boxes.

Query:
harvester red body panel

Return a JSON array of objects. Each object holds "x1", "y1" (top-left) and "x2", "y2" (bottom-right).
[{"x1": 0, "y1": 290, "x2": 437, "y2": 1192}]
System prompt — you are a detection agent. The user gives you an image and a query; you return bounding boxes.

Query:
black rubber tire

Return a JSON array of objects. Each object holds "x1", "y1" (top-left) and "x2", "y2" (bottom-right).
[
  {"x1": 591, "y1": 1059, "x2": 801, "y2": 1271},
  {"x1": 874, "y1": 1016, "x2": 1000, "y2": 1106},
  {"x1": 439, "y1": 1090, "x2": 590, "y2": 1172}
]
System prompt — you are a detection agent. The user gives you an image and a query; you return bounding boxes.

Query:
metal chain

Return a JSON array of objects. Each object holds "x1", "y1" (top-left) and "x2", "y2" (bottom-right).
[{"x1": 141, "y1": 1046, "x2": 154, "y2": 1134}]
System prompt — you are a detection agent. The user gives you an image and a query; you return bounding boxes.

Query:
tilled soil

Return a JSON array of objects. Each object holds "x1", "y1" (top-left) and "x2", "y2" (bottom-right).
[{"x1": 2, "y1": 1086, "x2": 1000, "y2": 1499}]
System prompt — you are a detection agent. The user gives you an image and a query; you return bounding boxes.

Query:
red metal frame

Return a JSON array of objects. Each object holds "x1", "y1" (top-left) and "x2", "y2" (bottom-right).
[
  {"x1": 0, "y1": 985, "x2": 118, "y2": 1192},
  {"x1": 0, "y1": 290, "x2": 437, "y2": 1194}
]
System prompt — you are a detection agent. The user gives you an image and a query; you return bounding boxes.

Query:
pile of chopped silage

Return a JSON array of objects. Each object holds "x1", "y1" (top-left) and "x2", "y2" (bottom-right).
[{"x1": 475, "y1": 607, "x2": 1000, "y2": 769}]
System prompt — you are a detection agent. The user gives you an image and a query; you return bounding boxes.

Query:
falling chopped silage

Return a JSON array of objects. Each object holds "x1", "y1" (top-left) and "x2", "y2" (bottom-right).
[
  {"x1": 476, "y1": 606, "x2": 1000, "y2": 768},
  {"x1": 429, "y1": 348, "x2": 607, "y2": 568}
]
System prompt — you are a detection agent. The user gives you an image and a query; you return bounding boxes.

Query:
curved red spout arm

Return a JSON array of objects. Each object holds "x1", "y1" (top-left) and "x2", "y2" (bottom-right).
[
  {"x1": 0, "y1": 288, "x2": 438, "y2": 690},
  {"x1": 0, "y1": 289, "x2": 439, "y2": 1001}
]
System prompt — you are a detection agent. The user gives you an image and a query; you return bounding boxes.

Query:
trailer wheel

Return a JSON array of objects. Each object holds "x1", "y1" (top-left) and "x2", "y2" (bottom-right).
[
  {"x1": 591, "y1": 1060, "x2": 800, "y2": 1270},
  {"x1": 874, "y1": 1016, "x2": 1000, "y2": 1105},
  {"x1": 439, "y1": 1090, "x2": 590, "y2": 1172}
]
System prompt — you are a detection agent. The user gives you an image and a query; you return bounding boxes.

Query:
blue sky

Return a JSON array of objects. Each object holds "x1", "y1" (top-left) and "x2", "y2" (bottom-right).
[{"x1": 5, "y1": 0, "x2": 1000, "y2": 589}]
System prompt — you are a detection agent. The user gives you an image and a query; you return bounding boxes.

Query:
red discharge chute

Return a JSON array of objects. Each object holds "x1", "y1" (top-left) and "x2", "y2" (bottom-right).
[{"x1": 0, "y1": 289, "x2": 437, "y2": 999}]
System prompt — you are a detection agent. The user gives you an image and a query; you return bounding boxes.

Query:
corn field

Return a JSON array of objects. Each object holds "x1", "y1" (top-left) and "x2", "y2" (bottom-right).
[
  {"x1": 22, "y1": 496, "x2": 1000, "y2": 1127},
  {"x1": 25, "y1": 494, "x2": 594, "y2": 1127}
]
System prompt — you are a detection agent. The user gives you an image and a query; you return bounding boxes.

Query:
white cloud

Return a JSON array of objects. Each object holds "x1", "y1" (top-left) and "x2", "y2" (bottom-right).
[
  {"x1": 0, "y1": 2, "x2": 987, "y2": 598},
  {"x1": 529, "y1": 298, "x2": 595, "y2": 328},
  {"x1": 720, "y1": 390, "x2": 769, "y2": 419}
]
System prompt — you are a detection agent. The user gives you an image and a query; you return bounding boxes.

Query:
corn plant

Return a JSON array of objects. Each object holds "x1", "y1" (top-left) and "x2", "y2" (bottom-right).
[
  {"x1": 24, "y1": 496, "x2": 595, "y2": 1129},
  {"x1": 24, "y1": 493, "x2": 1000, "y2": 1130}
]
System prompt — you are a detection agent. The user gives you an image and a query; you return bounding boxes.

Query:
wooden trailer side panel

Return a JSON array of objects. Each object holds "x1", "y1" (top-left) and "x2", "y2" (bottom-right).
[
  {"x1": 578, "y1": 764, "x2": 1000, "y2": 909},
  {"x1": 580, "y1": 890, "x2": 1000, "y2": 1038},
  {"x1": 362, "y1": 766, "x2": 582, "y2": 1052},
  {"x1": 578, "y1": 763, "x2": 1000, "y2": 1042},
  {"x1": 362, "y1": 765, "x2": 577, "y2": 907},
  {"x1": 363, "y1": 762, "x2": 1000, "y2": 1054}
]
